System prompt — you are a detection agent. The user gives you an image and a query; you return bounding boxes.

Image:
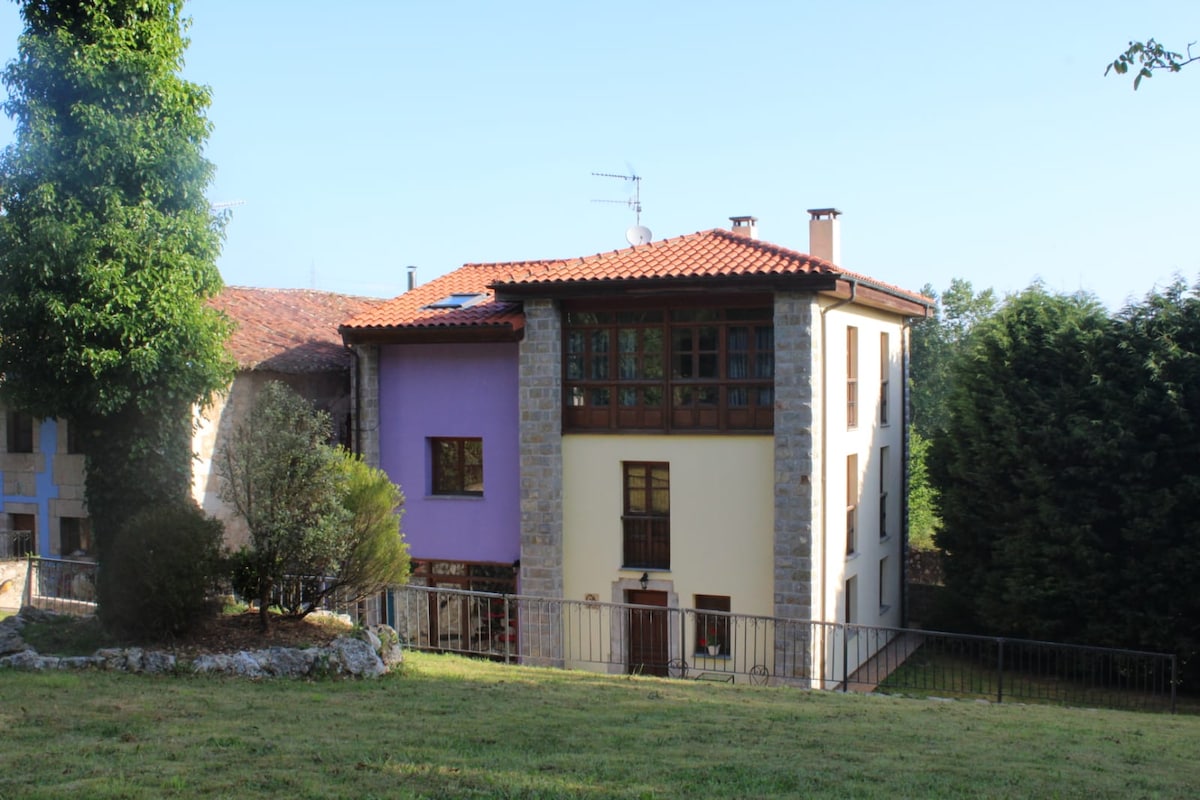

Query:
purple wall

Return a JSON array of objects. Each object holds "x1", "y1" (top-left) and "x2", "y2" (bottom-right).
[{"x1": 378, "y1": 342, "x2": 519, "y2": 564}]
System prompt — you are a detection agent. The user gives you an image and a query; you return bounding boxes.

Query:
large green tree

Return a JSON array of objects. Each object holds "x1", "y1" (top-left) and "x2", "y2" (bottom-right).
[
  {"x1": 907, "y1": 279, "x2": 996, "y2": 553},
  {"x1": 932, "y1": 282, "x2": 1200, "y2": 679},
  {"x1": 909, "y1": 278, "x2": 996, "y2": 440},
  {"x1": 932, "y1": 287, "x2": 1112, "y2": 639},
  {"x1": 0, "y1": 0, "x2": 231, "y2": 620}
]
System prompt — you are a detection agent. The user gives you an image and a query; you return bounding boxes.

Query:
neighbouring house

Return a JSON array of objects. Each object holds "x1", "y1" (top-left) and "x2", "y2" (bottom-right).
[
  {"x1": 341, "y1": 210, "x2": 933, "y2": 683},
  {"x1": 193, "y1": 287, "x2": 382, "y2": 548},
  {"x1": 0, "y1": 286, "x2": 381, "y2": 563},
  {"x1": 0, "y1": 408, "x2": 88, "y2": 562}
]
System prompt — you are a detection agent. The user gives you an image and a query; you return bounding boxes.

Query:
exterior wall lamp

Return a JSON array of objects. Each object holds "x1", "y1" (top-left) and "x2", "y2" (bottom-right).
[{"x1": 639, "y1": 572, "x2": 649, "y2": 591}]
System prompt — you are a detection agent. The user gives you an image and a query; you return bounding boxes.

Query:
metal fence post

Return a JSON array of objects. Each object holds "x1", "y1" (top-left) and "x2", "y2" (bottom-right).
[
  {"x1": 503, "y1": 594, "x2": 512, "y2": 664},
  {"x1": 679, "y1": 607, "x2": 687, "y2": 679},
  {"x1": 23, "y1": 555, "x2": 33, "y2": 608},
  {"x1": 841, "y1": 624, "x2": 849, "y2": 692},
  {"x1": 1171, "y1": 654, "x2": 1177, "y2": 714},
  {"x1": 996, "y1": 638, "x2": 1005, "y2": 704}
]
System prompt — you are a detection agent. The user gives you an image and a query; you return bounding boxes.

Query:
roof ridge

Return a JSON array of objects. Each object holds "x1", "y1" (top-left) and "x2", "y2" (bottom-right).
[{"x1": 221, "y1": 285, "x2": 384, "y2": 303}]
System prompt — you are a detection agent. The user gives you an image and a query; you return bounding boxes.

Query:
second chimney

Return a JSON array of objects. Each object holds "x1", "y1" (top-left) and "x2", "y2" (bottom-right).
[
  {"x1": 729, "y1": 215, "x2": 759, "y2": 240},
  {"x1": 807, "y1": 208, "x2": 841, "y2": 265}
]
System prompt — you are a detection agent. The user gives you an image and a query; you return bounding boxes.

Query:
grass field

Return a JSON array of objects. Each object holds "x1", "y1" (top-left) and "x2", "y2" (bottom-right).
[{"x1": 1, "y1": 651, "x2": 1197, "y2": 799}]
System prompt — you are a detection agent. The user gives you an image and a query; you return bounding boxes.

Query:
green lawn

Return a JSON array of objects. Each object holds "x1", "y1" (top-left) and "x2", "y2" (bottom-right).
[{"x1": 1, "y1": 651, "x2": 1197, "y2": 799}]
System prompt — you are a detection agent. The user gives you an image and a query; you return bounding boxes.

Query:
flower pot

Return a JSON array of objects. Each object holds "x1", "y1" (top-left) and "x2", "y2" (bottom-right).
[{"x1": 707, "y1": 644, "x2": 720, "y2": 656}]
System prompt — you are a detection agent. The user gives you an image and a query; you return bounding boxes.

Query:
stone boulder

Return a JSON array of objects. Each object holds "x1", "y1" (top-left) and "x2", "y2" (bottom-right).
[
  {"x1": 367, "y1": 624, "x2": 405, "y2": 668},
  {"x1": 0, "y1": 608, "x2": 403, "y2": 680},
  {"x1": 0, "y1": 615, "x2": 27, "y2": 657}
]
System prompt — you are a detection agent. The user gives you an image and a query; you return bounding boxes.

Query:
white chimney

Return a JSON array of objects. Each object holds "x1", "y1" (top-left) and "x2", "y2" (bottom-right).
[
  {"x1": 807, "y1": 208, "x2": 841, "y2": 264},
  {"x1": 729, "y1": 215, "x2": 758, "y2": 240},
  {"x1": 406, "y1": 265, "x2": 417, "y2": 291}
]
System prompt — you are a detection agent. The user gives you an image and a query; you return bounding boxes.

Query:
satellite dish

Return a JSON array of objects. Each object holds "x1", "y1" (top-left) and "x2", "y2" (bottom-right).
[{"x1": 626, "y1": 225, "x2": 652, "y2": 246}]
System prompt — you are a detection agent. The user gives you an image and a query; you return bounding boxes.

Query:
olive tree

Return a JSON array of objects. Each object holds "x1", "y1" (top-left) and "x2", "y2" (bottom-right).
[{"x1": 218, "y1": 382, "x2": 409, "y2": 630}]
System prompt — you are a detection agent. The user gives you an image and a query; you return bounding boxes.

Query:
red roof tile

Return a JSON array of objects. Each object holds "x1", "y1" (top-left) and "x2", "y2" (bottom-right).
[
  {"x1": 495, "y1": 229, "x2": 838, "y2": 286},
  {"x1": 344, "y1": 228, "x2": 931, "y2": 336},
  {"x1": 340, "y1": 262, "x2": 549, "y2": 338},
  {"x1": 211, "y1": 287, "x2": 383, "y2": 373}
]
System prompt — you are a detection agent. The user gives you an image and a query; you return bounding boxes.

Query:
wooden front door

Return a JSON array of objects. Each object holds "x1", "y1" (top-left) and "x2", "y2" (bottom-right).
[{"x1": 627, "y1": 589, "x2": 668, "y2": 676}]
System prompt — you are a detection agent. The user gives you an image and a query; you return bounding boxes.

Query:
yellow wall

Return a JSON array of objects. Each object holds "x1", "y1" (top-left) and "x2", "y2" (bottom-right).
[{"x1": 562, "y1": 434, "x2": 775, "y2": 619}]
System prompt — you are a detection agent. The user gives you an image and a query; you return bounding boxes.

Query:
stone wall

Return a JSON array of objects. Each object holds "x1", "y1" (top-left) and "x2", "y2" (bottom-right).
[
  {"x1": 0, "y1": 559, "x2": 26, "y2": 610},
  {"x1": 517, "y1": 299, "x2": 564, "y2": 664},
  {"x1": 772, "y1": 292, "x2": 819, "y2": 676},
  {"x1": 353, "y1": 345, "x2": 381, "y2": 468}
]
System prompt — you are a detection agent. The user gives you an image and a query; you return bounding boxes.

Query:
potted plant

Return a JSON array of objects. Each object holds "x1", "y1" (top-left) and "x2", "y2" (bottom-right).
[{"x1": 705, "y1": 623, "x2": 721, "y2": 656}]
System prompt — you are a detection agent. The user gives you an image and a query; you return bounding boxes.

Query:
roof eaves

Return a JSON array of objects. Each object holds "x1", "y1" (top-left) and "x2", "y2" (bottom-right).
[{"x1": 339, "y1": 319, "x2": 523, "y2": 346}]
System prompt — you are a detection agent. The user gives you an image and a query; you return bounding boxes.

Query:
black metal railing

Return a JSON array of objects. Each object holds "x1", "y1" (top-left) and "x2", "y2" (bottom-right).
[
  {"x1": 386, "y1": 584, "x2": 1178, "y2": 713},
  {"x1": 0, "y1": 529, "x2": 34, "y2": 560},
  {"x1": 22, "y1": 556, "x2": 97, "y2": 615}
]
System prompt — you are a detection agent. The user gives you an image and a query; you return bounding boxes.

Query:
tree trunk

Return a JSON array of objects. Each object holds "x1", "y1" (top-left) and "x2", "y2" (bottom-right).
[{"x1": 79, "y1": 401, "x2": 195, "y2": 628}]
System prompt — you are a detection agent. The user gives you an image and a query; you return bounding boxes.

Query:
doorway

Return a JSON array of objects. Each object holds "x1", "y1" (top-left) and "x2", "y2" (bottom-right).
[{"x1": 626, "y1": 589, "x2": 668, "y2": 676}]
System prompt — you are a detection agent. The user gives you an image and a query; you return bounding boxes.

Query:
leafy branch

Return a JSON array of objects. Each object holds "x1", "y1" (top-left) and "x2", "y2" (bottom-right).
[{"x1": 1106, "y1": 39, "x2": 1199, "y2": 89}]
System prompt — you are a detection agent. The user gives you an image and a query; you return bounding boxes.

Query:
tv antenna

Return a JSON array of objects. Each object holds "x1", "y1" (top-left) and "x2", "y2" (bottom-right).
[
  {"x1": 209, "y1": 199, "x2": 246, "y2": 212},
  {"x1": 592, "y1": 169, "x2": 651, "y2": 246}
]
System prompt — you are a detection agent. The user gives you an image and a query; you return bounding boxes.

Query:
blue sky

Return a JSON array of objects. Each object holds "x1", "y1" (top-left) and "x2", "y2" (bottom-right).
[{"x1": 0, "y1": 1, "x2": 1197, "y2": 308}]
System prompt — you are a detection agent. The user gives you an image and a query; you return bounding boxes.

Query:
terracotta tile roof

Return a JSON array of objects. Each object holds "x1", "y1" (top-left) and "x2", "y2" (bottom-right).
[
  {"x1": 211, "y1": 287, "x2": 383, "y2": 373},
  {"x1": 493, "y1": 228, "x2": 931, "y2": 306},
  {"x1": 494, "y1": 228, "x2": 837, "y2": 286},
  {"x1": 344, "y1": 227, "x2": 931, "y2": 337},
  {"x1": 340, "y1": 262, "x2": 547, "y2": 339}
]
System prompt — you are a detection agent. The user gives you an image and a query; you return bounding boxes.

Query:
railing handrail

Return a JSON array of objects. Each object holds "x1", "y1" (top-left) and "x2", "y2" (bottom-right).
[
  {"x1": 388, "y1": 583, "x2": 1178, "y2": 713},
  {"x1": 399, "y1": 583, "x2": 1176, "y2": 661}
]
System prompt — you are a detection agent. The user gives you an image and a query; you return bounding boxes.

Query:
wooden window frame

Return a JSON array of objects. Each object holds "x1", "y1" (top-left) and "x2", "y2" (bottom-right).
[
  {"x1": 59, "y1": 517, "x2": 92, "y2": 557},
  {"x1": 845, "y1": 575, "x2": 858, "y2": 630},
  {"x1": 563, "y1": 299, "x2": 774, "y2": 433},
  {"x1": 846, "y1": 453, "x2": 858, "y2": 556},
  {"x1": 879, "y1": 446, "x2": 889, "y2": 539},
  {"x1": 846, "y1": 326, "x2": 858, "y2": 429},
  {"x1": 622, "y1": 461, "x2": 670, "y2": 569},
  {"x1": 879, "y1": 556, "x2": 890, "y2": 612},
  {"x1": 431, "y1": 437, "x2": 484, "y2": 496},
  {"x1": 879, "y1": 331, "x2": 890, "y2": 426}
]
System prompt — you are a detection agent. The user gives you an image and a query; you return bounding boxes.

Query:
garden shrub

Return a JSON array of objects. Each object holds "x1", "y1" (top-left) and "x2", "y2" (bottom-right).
[{"x1": 100, "y1": 502, "x2": 225, "y2": 639}]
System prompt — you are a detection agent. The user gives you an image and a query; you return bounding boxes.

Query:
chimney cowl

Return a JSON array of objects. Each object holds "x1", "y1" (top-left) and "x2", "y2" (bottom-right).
[{"x1": 729, "y1": 215, "x2": 759, "y2": 239}]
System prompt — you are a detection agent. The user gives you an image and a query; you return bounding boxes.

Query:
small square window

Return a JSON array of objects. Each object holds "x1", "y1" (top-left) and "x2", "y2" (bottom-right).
[
  {"x1": 695, "y1": 594, "x2": 731, "y2": 657},
  {"x1": 431, "y1": 438, "x2": 483, "y2": 495},
  {"x1": 6, "y1": 411, "x2": 34, "y2": 453},
  {"x1": 60, "y1": 517, "x2": 92, "y2": 557},
  {"x1": 66, "y1": 419, "x2": 84, "y2": 454}
]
